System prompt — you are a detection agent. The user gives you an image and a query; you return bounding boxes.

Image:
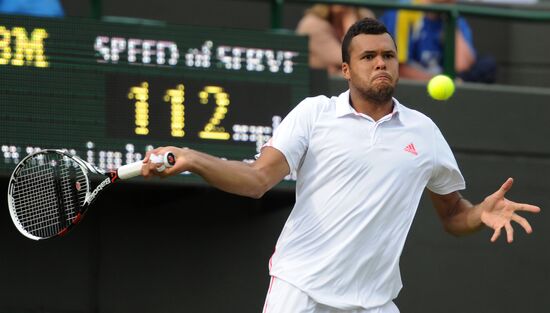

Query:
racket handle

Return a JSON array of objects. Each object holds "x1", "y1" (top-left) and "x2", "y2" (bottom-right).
[{"x1": 117, "y1": 152, "x2": 176, "y2": 180}]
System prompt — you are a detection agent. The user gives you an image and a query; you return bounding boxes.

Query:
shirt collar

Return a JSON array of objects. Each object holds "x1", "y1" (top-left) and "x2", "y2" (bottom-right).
[
  {"x1": 335, "y1": 90, "x2": 404, "y2": 124},
  {"x1": 335, "y1": 90, "x2": 355, "y2": 117}
]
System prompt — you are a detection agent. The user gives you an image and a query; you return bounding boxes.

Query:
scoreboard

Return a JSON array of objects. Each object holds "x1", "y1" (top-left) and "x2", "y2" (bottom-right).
[{"x1": 0, "y1": 15, "x2": 309, "y2": 186}]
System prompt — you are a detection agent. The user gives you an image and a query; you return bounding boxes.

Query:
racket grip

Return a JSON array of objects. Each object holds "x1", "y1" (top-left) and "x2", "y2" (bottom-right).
[
  {"x1": 117, "y1": 152, "x2": 176, "y2": 180},
  {"x1": 117, "y1": 161, "x2": 143, "y2": 180},
  {"x1": 150, "y1": 152, "x2": 176, "y2": 172}
]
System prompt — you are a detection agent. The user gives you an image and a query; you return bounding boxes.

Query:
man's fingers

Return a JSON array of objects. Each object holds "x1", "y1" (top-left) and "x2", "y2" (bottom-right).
[
  {"x1": 496, "y1": 177, "x2": 514, "y2": 197},
  {"x1": 141, "y1": 146, "x2": 184, "y2": 178},
  {"x1": 515, "y1": 203, "x2": 541, "y2": 214},
  {"x1": 491, "y1": 227, "x2": 501, "y2": 243},
  {"x1": 141, "y1": 160, "x2": 151, "y2": 177},
  {"x1": 141, "y1": 155, "x2": 165, "y2": 177},
  {"x1": 143, "y1": 149, "x2": 156, "y2": 163},
  {"x1": 512, "y1": 214, "x2": 533, "y2": 234},
  {"x1": 144, "y1": 147, "x2": 171, "y2": 162},
  {"x1": 491, "y1": 223, "x2": 515, "y2": 244},
  {"x1": 504, "y1": 222, "x2": 514, "y2": 243}
]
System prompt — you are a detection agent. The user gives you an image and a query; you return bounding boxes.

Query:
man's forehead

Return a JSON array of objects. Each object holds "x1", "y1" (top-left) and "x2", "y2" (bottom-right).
[{"x1": 349, "y1": 33, "x2": 397, "y2": 53}]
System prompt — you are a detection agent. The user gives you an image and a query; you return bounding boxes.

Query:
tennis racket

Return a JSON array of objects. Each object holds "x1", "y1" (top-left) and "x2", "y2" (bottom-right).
[{"x1": 7, "y1": 149, "x2": 176, "y2": 240}]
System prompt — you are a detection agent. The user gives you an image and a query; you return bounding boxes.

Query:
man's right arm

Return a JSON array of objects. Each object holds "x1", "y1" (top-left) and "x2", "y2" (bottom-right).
[{"x1": 142, "y1": 146, "x2": 290, "y2": 199}]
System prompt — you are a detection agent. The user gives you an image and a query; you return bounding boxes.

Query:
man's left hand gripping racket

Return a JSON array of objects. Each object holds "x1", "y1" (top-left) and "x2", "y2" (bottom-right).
[{"x1": 7, "y1": 149, "x2": 176, "y2": 240}]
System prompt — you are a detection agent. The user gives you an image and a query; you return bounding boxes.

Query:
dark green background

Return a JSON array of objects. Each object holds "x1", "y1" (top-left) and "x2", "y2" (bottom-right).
[{"x1": 0, "y1": 14, "x2": 308, "y2": 187}]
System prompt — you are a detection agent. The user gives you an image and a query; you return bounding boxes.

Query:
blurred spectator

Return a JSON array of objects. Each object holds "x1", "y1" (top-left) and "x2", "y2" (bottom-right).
[
  {"x1": 0, "y1": 0, "x2": 64, "y2": 17},
  {"x1": 296, "y1": 4, "x2": 374, "y2": 76},
  {"x1": 379, "y1": 0, "x2": 496, "y2": 83}
]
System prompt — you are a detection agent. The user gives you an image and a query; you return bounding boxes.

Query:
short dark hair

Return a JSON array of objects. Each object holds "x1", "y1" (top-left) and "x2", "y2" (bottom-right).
[{"x1": 341, "y1": 18, "x2": 396, "y2": 64}]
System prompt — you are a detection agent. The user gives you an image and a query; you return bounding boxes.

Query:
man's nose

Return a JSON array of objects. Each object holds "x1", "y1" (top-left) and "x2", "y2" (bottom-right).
[{"x1": 375, "y1": 56, "x2": 387, "y2": 70}]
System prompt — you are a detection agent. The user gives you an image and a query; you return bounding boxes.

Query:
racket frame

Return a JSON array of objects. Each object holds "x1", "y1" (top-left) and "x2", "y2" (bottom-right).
[
  {"x1": 8, "y1": 149, "x2": 95, "y2": 240},
  {"x1": 7, "y1": 149, "x2": 173, "y2": 240}
]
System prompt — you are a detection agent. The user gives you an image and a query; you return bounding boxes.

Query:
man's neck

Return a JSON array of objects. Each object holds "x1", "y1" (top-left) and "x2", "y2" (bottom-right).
[{"x1": 349, "y1": 90, "x2": 394, "y2": 122}]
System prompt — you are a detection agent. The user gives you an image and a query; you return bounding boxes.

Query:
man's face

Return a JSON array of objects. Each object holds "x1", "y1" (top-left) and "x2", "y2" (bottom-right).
[{"x1": 342, "y1": 33, "x2": 399, "y2": 105}]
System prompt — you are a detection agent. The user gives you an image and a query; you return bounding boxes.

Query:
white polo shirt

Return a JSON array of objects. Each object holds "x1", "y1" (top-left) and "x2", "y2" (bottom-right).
[{"x1": 265, "y1": 90, "x2": 465, "y2": 310}]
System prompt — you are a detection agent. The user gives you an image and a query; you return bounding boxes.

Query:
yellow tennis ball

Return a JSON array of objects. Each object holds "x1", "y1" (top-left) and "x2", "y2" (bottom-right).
[{"x1": 427, "y1": 75, "x2": 455, "y2": 101}]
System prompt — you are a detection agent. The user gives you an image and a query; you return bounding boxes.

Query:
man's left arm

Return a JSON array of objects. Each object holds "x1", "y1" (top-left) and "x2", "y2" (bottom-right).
[{"x1": 430, "y1": 178, "x2": 541, "y2": 243}]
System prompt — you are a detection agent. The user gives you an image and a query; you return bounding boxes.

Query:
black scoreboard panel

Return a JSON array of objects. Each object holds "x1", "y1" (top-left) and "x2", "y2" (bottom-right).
[{"x1": 0, "y1": 15, "x2": 309, "y2": 186}]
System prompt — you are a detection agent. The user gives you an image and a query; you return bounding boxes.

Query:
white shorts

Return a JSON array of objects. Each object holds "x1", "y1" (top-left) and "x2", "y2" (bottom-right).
[{"x1": 262, "y1": 276, "x2": 400, "y2": 313}]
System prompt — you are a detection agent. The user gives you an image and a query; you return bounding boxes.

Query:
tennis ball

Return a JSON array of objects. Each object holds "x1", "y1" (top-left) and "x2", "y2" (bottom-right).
[{"x1": 427, "y1": 75, "x2": 455, "y2": 101}]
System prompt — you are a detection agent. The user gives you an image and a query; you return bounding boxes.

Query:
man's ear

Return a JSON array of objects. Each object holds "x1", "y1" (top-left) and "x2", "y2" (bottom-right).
[{"x1": 342, "y1": 62, "x2": 351, "y2": 80}]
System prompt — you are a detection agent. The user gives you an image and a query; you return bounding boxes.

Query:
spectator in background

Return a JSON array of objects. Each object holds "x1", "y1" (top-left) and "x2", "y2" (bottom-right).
[
  {"x1": 379, "y1": 0, "x2": 496, "y2": 83},
  {"x1": 296, "y1": 4, "x2": 374, "y2": 76},
  {"x1": 0, "y1": 0, "x2": 64, "y2": 17}
]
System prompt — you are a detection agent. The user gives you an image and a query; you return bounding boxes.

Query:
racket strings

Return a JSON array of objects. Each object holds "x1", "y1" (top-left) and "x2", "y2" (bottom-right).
[
  {"x1": 14, "y1": 164, "x2": 84, "y2": 236},
  {"x1": 11, "y1": 153, "x2": 89, "y2": 238}
]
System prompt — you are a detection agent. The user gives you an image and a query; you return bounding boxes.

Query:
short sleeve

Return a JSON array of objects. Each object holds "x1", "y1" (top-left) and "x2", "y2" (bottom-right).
[
  {"x1": 427, "y1": 124, "x2": 466, "y2": 195},
  {"x1": 259, "y1": 98, "x2": 319, "y2": 174}
]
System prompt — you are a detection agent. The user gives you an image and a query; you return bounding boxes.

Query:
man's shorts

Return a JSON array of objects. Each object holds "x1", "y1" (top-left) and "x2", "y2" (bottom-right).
[{"x1": 262, "y1": 276, "x2": 400, "y2": 313}]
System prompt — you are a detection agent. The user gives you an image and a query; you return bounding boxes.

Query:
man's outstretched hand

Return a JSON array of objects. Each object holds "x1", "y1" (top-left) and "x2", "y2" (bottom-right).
[{"x1": 478, "y1": 178, "x2": 541, "y2": 243}]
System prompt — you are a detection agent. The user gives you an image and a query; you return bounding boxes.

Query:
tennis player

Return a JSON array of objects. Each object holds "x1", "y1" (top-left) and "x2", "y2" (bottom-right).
[{"x1": 142, "y1": 18, "x2": 540, "y2": 313}]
